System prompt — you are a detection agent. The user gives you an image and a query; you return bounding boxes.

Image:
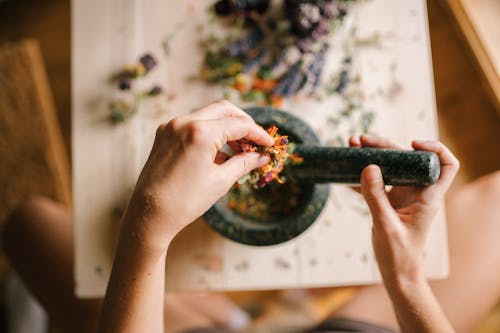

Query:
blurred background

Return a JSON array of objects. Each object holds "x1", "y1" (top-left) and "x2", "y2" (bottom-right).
[{"x1": 0, "y1": 0, "x2": 499, "y2": 332}]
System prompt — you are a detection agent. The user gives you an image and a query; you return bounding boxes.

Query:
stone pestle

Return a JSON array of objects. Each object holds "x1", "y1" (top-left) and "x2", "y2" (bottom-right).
[{"x1": 289, "y1": 145, "x2": 441, "y2": 186}]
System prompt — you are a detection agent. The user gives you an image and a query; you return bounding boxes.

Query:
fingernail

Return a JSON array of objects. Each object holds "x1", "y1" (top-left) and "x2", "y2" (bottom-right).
[
  {"x1": 246, "y1": 152, "x2": 260, "y2": 159},
  {"x1": 228, "y1": 306, "x2": 250, "y2": 330},
  {"x1": 364, "y1": 165, "x2": 383, "y2": 184},
  {"x1": 246, "y1": 152, "x2": 269, "y2": 166},
  {"x1": 258, "y1": 154, "x2": 270, "y2": 165}
]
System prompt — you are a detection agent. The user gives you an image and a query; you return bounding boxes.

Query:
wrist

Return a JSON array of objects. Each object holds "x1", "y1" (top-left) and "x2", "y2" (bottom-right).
[
  {"x1": 119, "y1": 220, "x2": 173, "y2": 257},
  {"x1": 123, "y1": 189, "x2": 183, "y2": 248},
  {"x1": 382, "y1": 261, "x2": 427, "y2": 298}
]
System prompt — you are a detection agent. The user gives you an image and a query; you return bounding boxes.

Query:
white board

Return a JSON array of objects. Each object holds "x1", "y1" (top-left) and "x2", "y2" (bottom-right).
[{"x1": 73, "y1": 0, "x2": 447, "y2": 297}]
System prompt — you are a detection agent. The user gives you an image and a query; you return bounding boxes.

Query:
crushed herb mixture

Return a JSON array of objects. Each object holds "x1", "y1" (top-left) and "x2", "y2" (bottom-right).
[
  {"x1": 229, "y1": 125, "x2": 303, "y2": 188},
  {"x1": 227, "y1": 124, "x2": 305, "y2": 221},
  {"x1": 228, "y1": 179, "x2": 305, "y2": 222}
]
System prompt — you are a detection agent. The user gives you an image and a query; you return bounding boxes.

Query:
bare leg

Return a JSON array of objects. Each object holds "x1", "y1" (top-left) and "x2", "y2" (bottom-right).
[
  {"x1": 332, "y1": 171, "x2": 500, "y2": 333},
  {"x1": 172, "y1": 292, "x2": 250, "y2": 331},
  {"x1": 1, "y1": 196, "x2": 248, "y2": 333},
  {"x1": 2, "y1": 196, "x2": 102, "y2": 333}
]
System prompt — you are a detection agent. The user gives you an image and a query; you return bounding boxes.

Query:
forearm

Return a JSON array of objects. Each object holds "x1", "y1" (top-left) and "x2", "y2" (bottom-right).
[
  {"x1": 383, "y1": 270, "x2": 454, "y2": 333},
  {"x1": 97, "y1": 216, "x2": 171, "y2": 333}
]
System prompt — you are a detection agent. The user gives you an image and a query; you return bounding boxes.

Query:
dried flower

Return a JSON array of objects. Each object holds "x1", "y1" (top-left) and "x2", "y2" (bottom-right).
[
  {"x1": 109, "y1": 100, "x2": 131, "y2": 124},
  {"x1": 108, "y1": 53, "x2": 163, "y2": 124},
  {"x1": 202, "y1": 0, "x2": 357, "y2": 104},
  {"x1": 118, "y1": 80, "x2": 131, "y2": 91},
  {"x1": 147, "y1": 85, "x2": 163, "y2": 96},
  {"x1": 139, "y1": 53, "x2": 157, "y2": 72},
  {"x1": 229, "y1": 125, "x2": 302, "y2": 188}
]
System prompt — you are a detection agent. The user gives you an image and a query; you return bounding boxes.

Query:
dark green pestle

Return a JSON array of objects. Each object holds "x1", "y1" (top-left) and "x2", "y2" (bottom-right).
[{"x1": 288, "y1": 145, "x2": 441, "y2": 186}]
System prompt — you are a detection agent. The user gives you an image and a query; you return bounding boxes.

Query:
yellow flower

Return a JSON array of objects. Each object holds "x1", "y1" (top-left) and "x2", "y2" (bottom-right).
[{"x1": 227, "y1": 63, "x2": 242, "y2": 75}]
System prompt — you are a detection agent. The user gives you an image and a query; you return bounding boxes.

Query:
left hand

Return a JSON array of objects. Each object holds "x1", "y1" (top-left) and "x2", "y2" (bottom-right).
[
  {"x1": 122, "y1": 100, "x2": 273, "y2": 253},
  {"x1": 350, "y1": 135, "x2": 459, "y2": 285}
]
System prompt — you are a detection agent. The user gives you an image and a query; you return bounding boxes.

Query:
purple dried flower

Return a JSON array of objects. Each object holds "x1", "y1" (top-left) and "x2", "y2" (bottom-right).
[
  {"x1": 285, "y1": 71, "x2": 307, "y2": 97},
  {"x1": 273, "y1": 60, "x2": 302, "y2": 96},
  {"x1": 139, "y1": 53, "x2": 157, "y2": 72},
  {"x1": 280, "y1": 137, "x2": 289, "y2": 145},
  {"x1": 118, "y1": 80, "x2": 131, "y2": 91},
  {"x1": 307, "y1": 45, "x2": 328, "y2": 95},
  {"x1": 243, "y1": 49, "x2": 266, "y2": 73},
  {"x1": 214, "y1": 0, "x2": 233, "y2": 16},
  {"x1": 257, "y1": 171, "x2": 274, "y2": 188},
  {"x1": 297, "y1": 39, "x2": 312, "y2": 53},
  {"x1": 234, "y1": 0, "x2": 270, "y2": 14},
  {"x1": 336, "y1": 69, "x2": 349, "y2": 93},
  {"x1": 320, "y1": 2, "x2": 337, "y2": 19},
  {"x1": 311, "y1": 20, "x2": 330, "y2": 40},
  {"x1": 229, "y1": 28, "x2": 263, "y2": 57}
]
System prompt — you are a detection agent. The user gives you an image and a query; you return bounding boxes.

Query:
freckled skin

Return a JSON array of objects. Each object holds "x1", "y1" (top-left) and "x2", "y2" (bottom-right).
[
  {"x1": 98, "y1": 101, "x2": 273, "y2": 333},
  {"x1": 98, "y1": 101, "x2": 458, "y2": 333}
]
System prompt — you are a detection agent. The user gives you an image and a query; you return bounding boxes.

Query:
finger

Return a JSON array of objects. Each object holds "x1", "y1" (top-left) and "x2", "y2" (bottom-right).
[
  {"x1": 359, "y1": 134, "x2": 407, "y2": 150},
  {"x1": 361, "y1": 165, "x2": 398, "y2": 230},
  {"x1": 207, "y1": 116, "x2": 275, "y2": 147},
  {"x1": 220, "y1": 152, "x2": 270, "y2": 182},
  {"x1": 165, "y1": 100, "x2": 253, "y2": 131},
  {"x1": 185, "y1": 99, "x2": 253, "y2": 122},
  {"x1": 349, "y1": 136, "x2": 362, "y2": 147},
  {"x1": 412, "y1": 140, "x2": 459, "y2": 193}
]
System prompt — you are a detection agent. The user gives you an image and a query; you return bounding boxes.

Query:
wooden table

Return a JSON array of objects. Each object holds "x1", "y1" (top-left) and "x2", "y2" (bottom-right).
[
  {"x1": 73, "y1": 0, "x2": 448, "y2": 297},
  {"x1": 444, "y1": 0, "x2": 500, "y2": 112}
]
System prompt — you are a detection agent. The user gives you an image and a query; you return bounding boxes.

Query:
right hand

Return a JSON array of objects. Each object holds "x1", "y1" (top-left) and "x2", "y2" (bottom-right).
[
  {"x1": 123, "y1": 100, "x2": 273, "y2": 253},
  {"x1": 350, "y1": 135, "x2": 459, "y2": 287}
]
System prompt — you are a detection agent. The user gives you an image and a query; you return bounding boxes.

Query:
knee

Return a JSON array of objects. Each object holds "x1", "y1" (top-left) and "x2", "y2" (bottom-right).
[
  {"x1": 473, "y1": 171, "x2": 500, "y2": 199},
  {"x1": 2, "y1": 196, "x2": 54, "y2": 254},
  {"x1": 457, "y1": 171, "x2": 500, "y2": 224}
]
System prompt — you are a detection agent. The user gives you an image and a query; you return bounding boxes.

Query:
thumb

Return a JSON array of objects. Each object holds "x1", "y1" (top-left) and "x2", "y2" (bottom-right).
[
  {"x1": 220, "y1": 152, "x2": 269, "y2": 184},
  {"x1": 361, "y1": 165, "x2": 396, "y2": 230}
]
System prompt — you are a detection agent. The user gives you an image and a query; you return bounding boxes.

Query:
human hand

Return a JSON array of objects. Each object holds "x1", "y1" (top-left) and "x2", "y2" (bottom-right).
[
  {"x1": 350, "y1": 135, "x2": 459, "y2": 286},
  {"x1": 122, "y1": 100, "x2": 274, "y2": 253}
]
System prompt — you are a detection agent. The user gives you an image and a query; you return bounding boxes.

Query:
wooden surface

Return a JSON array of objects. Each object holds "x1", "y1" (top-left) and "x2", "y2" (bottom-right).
[
  {"x1": 0, "y1": 0, "x2": 71, "y2": 161},
  {"x1": 0, "y1": 39, "x2": 71, "y2": 221},
  {"x1": 443, "y1": 0, "x2": 500, "y2": 112},
  {"x1": 72, "y1": 0, "x2": 448, "y2": 297},
  {"x1": 429, "y1": 1, "x2": 500, "y2": 188},
  {"x1": 0, "y1": 0, "x2": 499, "y2": 331}
]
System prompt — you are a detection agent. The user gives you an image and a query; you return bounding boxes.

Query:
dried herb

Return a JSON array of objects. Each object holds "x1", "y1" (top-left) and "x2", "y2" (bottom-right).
[
  {"x1": 162, "y1": 32, "x2": 176, "y2": 57},
  {"x1": 201, "y1": 0, "x2": 357, "y2": 106},
  {"x1": 109, "y1": 100, "x2": 130, "y2": 124},
  {"x1": 227, "y1": 178, "x2": 305, "y2": 222},
  {"x1": 226, "y1": 125, "x2": 305, "y2": 222},
  {"x1": 229, "y1": 125, "x2": 303, "y2": 188},
  {"x1": 108, "y1": 53, "x2": 163, "y2": 124}
]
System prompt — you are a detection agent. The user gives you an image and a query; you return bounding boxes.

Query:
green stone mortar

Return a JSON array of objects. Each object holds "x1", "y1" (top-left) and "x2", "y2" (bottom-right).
[{"x1": 203, "y1": 107, "x2": 440, "y2": 246}]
